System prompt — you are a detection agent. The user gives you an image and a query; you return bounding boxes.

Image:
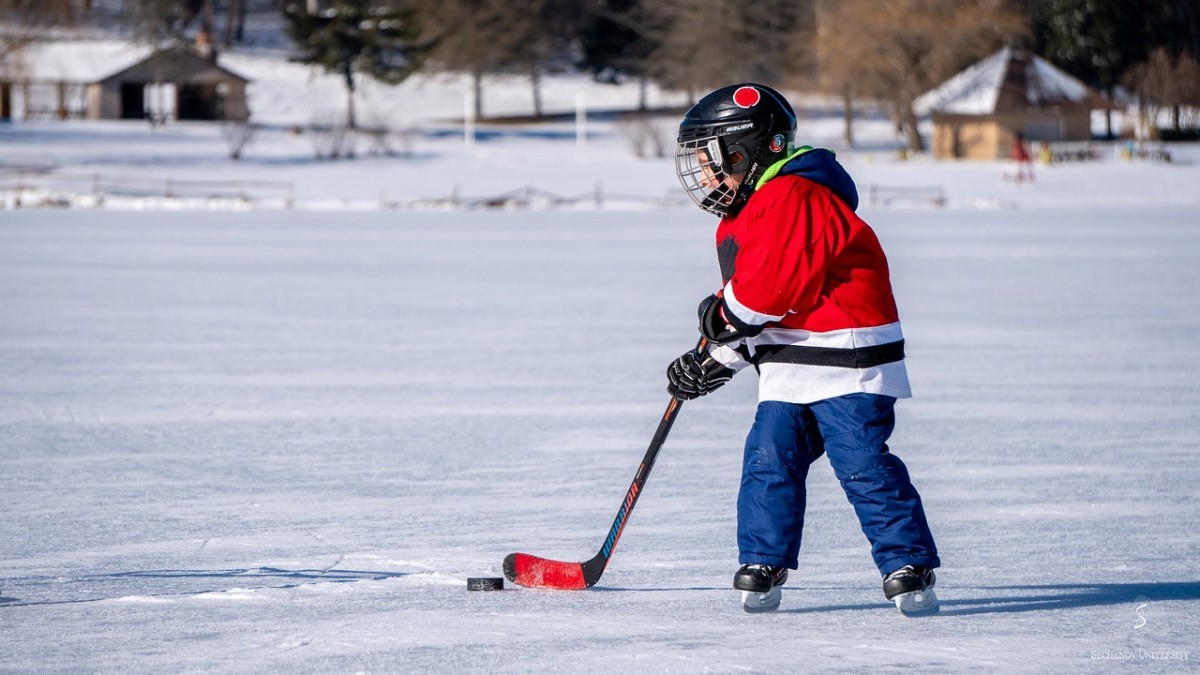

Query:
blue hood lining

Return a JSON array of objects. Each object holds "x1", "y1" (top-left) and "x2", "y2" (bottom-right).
[{"x1": 768, "y1": 148, "x2": 860, "y2": 211}]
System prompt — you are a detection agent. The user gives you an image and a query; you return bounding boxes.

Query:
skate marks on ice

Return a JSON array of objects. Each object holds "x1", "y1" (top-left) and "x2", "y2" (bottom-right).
[
  {"x1": 774, "y1": 581, "x2": 1200, "y2": 617},
  {"x1": 0, "y1": 566, "x2": 409, "y2": 608}
]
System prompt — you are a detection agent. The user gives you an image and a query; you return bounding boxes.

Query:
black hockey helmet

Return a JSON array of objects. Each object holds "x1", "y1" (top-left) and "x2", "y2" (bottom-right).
[{"x1": 675, "y1": 83, "x2": 797, "y2": 218}]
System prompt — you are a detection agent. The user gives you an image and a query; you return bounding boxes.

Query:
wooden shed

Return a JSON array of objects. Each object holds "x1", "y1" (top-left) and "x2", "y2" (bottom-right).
[
  {"x1": 915, "y1": 47, "x2": 1114, "y2": 160},
  {"x1": 0, "y1": 40, "x2": 249, "y2": 122}
]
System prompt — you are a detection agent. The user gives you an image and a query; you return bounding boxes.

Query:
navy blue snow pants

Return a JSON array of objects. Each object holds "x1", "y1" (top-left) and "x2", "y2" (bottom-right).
[{"x1": 737, "y1": 394, "x2": 940, "y2": 576}]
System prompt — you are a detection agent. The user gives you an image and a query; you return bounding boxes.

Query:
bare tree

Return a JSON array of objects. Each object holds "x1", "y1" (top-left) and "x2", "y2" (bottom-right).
[
  {"x1": 818, "y1": 0, "x2": 1026, "y2": 153},
  {"x1": 0, "y1": 0, "x2": 87, "y2": 25},
  {"x1": 223, "y1": 0, "x2": 247, "y2": 46},
  {"x1": 1123, "y1": 47, "x2": 1200, "y2": 137},
  {"x1": 813, "y1": 0, "x2": 860, "y2": 147},
  {"x1": 641, "y1": 0, "x2": 808, "y2": 100},
  {"x1": 414, "y1": 0, "x2": 545, "y2": 120},
  {"x1": 123, "y1": 0, "x2": 200, "y2": 49},
  {"x1": 1, "y1": 0, "x2": 88, "y2": 68}
]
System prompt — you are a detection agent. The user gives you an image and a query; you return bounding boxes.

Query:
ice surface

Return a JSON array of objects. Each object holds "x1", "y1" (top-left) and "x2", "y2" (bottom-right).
[
  {"x1": 2, "y1": 71, "x2": 1199, "y2": 672},
  {"x1": 2, "y1": 201, "x2": 1198, "y2": 671}
]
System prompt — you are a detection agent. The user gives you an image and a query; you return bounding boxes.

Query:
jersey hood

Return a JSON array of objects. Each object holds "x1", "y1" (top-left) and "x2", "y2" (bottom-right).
[{"x1": 755, "y1": 146, "x2": 859, "y2": 211}]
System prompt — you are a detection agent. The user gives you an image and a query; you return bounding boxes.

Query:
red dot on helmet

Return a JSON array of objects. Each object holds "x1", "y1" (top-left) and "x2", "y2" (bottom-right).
[{"x1": 733, "y1": 86, "x2": 760, "y2": 109}]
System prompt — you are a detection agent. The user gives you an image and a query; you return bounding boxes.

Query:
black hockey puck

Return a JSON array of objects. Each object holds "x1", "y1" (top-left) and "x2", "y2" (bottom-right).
[{"x1": 467, "y1": 577, "x2": 505, "y2": 591}]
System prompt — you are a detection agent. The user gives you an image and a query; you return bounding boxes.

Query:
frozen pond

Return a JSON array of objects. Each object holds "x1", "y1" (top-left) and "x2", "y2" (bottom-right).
[{"x1": 1, "y1": 207, "x2": 1198, "y2": 671}]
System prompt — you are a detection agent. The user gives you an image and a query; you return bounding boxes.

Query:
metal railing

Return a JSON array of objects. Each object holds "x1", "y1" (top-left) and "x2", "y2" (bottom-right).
[{"x1": 0, "y1": 170, "x2": 295, "y2": 208}]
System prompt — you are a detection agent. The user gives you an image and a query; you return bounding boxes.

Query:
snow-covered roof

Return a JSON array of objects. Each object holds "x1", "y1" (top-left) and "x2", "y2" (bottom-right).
[
  {"x1": 5, "y1": 40, "x2": 155, "y2": 83},
  {"x1": 915, "y1": 47, "x2": 1110, "y2": 116}
]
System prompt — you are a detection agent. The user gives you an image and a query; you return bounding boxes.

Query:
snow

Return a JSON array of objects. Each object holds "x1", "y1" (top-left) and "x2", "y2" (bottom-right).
[
  {"x1": 218, "y1": 53, "x2": 692, "y2": 127},
  {"x1": 2, "y1": 39, "x2": 154, "y2": 82},
  {"x1": 1029, "y1": 57, "x2": 1091, "y2": 107},
  {"x1": 2, "y1": 61, "x2": 1200, "y2": 672},
  {"x1": 915, "y1": 48, "x2": 1008, "y2": 116}
]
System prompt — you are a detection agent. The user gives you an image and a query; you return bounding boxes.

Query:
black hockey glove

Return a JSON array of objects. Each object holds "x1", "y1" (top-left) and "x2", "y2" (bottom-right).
[
  {"x1": 666, "y1": 347, "x2": 735, "y2": 401},
  {"x1": 698, "y1": 294, "x2": 762, "y2": 344}
]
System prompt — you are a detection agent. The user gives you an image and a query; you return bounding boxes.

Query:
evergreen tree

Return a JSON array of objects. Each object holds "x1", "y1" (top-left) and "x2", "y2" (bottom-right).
[
  {"x1": 578, "y1": 0, "x2": 646, "y2": 78},
  {"x1": 1029, "y1": 0, "x2": 1149, "y2": 137},
  {"x1": 124, "y1": 0, "x2": 204, "y2": 49},
  {"x1": 283, "y1": 0, "x2": 425, "y2": 129},
  {"x1": 1139, "y1": 0, "x2": 1200, "y2": 64}
]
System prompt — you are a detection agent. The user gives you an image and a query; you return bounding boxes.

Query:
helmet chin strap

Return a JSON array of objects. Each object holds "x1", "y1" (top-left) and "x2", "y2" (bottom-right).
[{"x1": 722, "y1": 160, "x2": 761, "y2": 218}]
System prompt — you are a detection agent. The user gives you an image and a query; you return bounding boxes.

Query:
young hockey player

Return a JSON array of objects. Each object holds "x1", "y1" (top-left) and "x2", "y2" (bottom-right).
[{"x1": 665, "y1": 83, "x2": 941, "y2": 615}]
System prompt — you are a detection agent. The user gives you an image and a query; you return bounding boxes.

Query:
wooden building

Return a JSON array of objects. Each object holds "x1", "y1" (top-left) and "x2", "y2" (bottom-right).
[
  {"x1": 0, "y1": 40, "x2": 249, "y2": 122},
  {"x1": 915, "y1": 47, "x2": 1114, "y2": 160}
]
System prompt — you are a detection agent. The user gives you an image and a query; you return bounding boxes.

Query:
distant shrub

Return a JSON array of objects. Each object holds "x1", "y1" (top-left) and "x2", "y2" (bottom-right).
[
  {"x1": 307, "y1": 113, "x2": 356, "y2": 159},
  {"x1": 221, "y1": 122, "x2": 257, "y2": 161},
  {"x1": 615, "y1": 116, "x2": 673, "y2": 159}
]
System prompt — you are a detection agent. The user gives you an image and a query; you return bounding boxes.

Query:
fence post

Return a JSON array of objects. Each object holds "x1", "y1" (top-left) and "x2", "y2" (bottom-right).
[
  {"x1": 576, "y1": 93, "x2": 587, "y2": 149},
  {"x1": 464, "y1": 89, "x2": 475, "y2": 149}
]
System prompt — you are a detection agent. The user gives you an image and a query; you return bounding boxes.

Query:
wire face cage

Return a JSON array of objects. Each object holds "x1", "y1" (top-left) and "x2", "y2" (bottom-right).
[{"x1": 675, "y1": 136, "x2": 741, "y2": 218}]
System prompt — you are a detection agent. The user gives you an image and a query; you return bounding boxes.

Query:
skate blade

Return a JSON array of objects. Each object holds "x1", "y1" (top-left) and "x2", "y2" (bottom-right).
[
  {"x1": 894, "y1": 587, "x2": 939, "y2": 617},
  {"x1": 740, "y1": 587, "x2": 781, "y2": 613}
]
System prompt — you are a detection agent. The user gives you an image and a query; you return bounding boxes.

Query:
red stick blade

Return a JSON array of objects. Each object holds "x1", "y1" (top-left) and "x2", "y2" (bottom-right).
[{"x1": 503, "y1": 552, "x2": 587, "y2": 590}]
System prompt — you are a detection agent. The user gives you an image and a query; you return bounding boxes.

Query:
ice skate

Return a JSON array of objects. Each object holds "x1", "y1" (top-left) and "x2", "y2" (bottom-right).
[
  {"x1": 734, "y1": 564, "x2": 787, "y2": 613},
  {"x1": 883, "y1": 565, "x2": 938, "y2": 616}
]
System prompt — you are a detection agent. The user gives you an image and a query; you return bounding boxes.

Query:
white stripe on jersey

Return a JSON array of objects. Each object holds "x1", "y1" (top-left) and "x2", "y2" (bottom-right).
[
  {"x1": 722, "y1": 281, "x2": 787, "y2": 326},
  {"x1": 753, "y1": 322, "x2": 906, "y2": 350}
]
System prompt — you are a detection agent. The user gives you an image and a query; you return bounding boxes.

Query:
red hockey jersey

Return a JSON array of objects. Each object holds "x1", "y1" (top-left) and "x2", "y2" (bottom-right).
[{"x1": 707, "y1": 153, "x2": 911, "y2": 404}]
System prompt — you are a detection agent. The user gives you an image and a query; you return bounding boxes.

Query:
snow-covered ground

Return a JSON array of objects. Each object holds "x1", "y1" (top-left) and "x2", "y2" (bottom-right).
[{"x1": 2, "y1": 72, "x2": 1199, "y2": 671}]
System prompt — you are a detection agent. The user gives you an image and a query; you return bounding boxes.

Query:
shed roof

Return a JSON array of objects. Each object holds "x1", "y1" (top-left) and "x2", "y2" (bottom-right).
[
  {"x1": 915, "y1": 47, "x2": 1112, "y2": 116},
  {"x1": 5, "y1": 40, "x2": 248, "y2": 85}
]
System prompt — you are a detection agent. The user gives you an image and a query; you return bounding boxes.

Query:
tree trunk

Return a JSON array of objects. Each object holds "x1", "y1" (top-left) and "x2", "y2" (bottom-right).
[
  {"x1": 638, "y1": 75, "x2": 647, "y2": 112},
  {"x1": 201, "y1": 0, "x2": 213, "y2": 37},
  {"x1": 56, "y1": 81, "x2": 66, "y2": 119},
  {"x1": 530, "y1": 67, "x2": 542, "y2": 118},
  {"x1": 473, "y1": 70, "x2": 484, "y2": 120},
  {"x1": 899, "y1": 103, "x2": 924, "y2": 153},
  {"x1": 223, "y1": 0, "x2": 235, "y2": 47},
  {"x1": 224, "y1": 0, "x2": 245, "y2": 47},
  {"x1": 1104, "y1": 85, "x2": 1115, "y2": 139},
  {"x1": 841, "y1": 88, "x2": 854, "y2": 148},
  {"x1": 344, "y1": 67, "x2": 356, "y2": 130},
  {"x1": 235, "y1": 0, "x2": 247, "y2": 43}
]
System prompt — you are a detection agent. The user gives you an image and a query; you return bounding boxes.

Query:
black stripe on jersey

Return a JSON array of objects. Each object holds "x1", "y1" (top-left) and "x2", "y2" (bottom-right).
[{"x1": 752, "y1": 340, "x2": 905, "y2": 369}]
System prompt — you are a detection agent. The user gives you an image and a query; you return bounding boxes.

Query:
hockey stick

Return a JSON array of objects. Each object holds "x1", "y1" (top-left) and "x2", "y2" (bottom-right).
[{"x1": 503, "y1": 338, "x2": 707, "y2": 590}]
